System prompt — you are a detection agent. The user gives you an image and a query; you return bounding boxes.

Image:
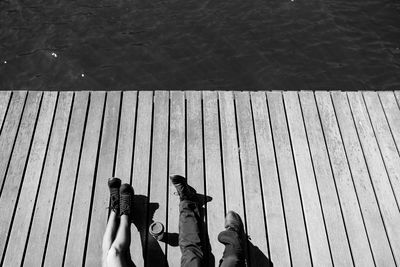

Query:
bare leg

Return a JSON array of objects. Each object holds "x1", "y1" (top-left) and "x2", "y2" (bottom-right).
[
  {"x1": 102, "y1": 211, "x2": 120, "y2": 266},
  {"x1": 106, "y1": 215, "x2": 131, "y2": 267},
  {"x1": 112, "y1": 215, "x2": 131, "y2": 253}
]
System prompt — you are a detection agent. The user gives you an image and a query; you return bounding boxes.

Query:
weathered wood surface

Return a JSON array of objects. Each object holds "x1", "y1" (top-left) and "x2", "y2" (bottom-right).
[{"x1": 0, "y1": 90, "x2": 399, "y2": 267}]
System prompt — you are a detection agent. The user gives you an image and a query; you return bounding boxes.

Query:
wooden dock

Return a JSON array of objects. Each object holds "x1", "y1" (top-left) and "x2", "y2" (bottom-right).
[{"x1": 0, "y1": 90, "x2": 399, "y2": 267}]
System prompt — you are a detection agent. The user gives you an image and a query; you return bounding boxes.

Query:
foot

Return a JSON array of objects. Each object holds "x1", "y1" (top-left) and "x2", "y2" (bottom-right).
[
  {"x1": 170, "y1": 175, "x2": 197, "y2": 201},
  {"x1": 120, "y1": 183, "x2": 134, "y2": 218},
  {"x1": 225, "y1": 211, "x2": 245, "y2": 239},
  {"x1": 108, "y1": 177, "x2": 121, "y2": 213}
]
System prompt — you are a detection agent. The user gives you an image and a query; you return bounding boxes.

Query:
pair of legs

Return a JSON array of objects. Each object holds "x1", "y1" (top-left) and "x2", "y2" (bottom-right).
[
  {"x1": 102, "y1": 178, "x2": 134, "y2": 267},
  {"x1": 171, "y1": 175, "x2": 245, "y2": 267}
]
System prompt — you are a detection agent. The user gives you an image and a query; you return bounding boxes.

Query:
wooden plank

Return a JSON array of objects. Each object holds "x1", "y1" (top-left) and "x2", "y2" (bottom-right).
[
  {"x1": 378, "y1": 91, "x2": 400, "y2": 157},
  {"x1": 266, "y1": 91, "x2": 311, "y2": 266},
  {"x1": 43, "y1": 92, "x2": 89, "y2": 267},
  {"x1": 113, "y1": 91, "x2": 138, "y2": 264},
  {"x1": 0, "y1": 91, "x2": 42, "y2": 264},
  {"x1": 186, "y1": 91, "x2": 204, "y2": 197},
  {"x1": 0, "y1": 91, "x2": 27, "y2": 195},
  {"x1": 331, "y1": 91, "x2": 396, "y2": 266},
  {"x1": 4, "y1": 92, "x2": 71, "y2": 266},
  {"x1": 315, "y1": 91, "x2": 375, "y2": 266},
  {"x1": 347, "y1": 92, "x2": 400, "y2": 264},
  {"x1": 234, "y1": 91, "x2": 269, "y2": 265},
  {"x1": 218, "y1": 91, "x2": 245, "y2": 219},
  {"x1": 132, "y1": 91, "x2": 153, "y2": 267},
  {"x1": 23, "y1": 92, "x2": 73, "y2": 266},
  {"x1": 85, "y1": 91, "x2": 121, "y2": 266},
  {"x1": 0, "y1": 91, "x2": 11, "y2": 135},
  {"x1": 395, "y1": 91, "x2": 400, "y2": 107},
  {"x1": 114, "y1": 91, "x2": 137, "y2": 183},
  {"x1": 186, "y1": 91, "x2": 209, "y2": 262},
  {"x1": 250, "y1": 91, "x2": 290, "y2": 266},
  {"x1": 203, "y1": 91, "x2": 225, "y2": 264},
  {"x1": 146, "y1": 91, "x2": 169, "y2": 266},
  {"x1": 63, "y1": 92, "x2": 106, "y2": 266},
  {"x1": 283, "y1": 91, "x2": 332, "y2": 266},
  {"x1": 218, "y1": 91, "x2": 249, "y2": 263},
  {"x1": 364, "y1": 92, "x2": 400, "y2": 203},
  {"x1": 167, "y1": 91, "x2": 185, "y2": 267},
  {"x1": 299, "y1": 91, "x2": 354, "y2": 266}
]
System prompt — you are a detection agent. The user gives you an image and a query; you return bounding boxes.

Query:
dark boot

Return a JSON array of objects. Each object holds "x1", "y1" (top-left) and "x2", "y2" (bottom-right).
[
  {"x1": 218, "y1": 211, "x2": 246, "y2": 267},
  {"x1": 170, "y1": 175, "x2": 197, "y2": 201},
  {"x1": 108, "y1": 177, "x2": 121, "y2": 214},
  {"x1": 120, "y1": 183, "x2": 134, "y2": 219},
  {"x1": 224, "y1": 211, "x2": 245, "y2": 240}
]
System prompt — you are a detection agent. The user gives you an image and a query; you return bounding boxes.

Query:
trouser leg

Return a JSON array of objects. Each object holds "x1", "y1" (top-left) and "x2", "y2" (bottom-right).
[
  {"x1": 179, "y1": 200, "x2": 203, "y2": 267},
  {"x1": 218, "y1": 230, "x2": 245, "y2": 267}
]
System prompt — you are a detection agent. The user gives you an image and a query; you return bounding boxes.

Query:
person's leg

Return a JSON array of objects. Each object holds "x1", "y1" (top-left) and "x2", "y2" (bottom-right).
[
  {"x1": 102, "y1": 211, "x2": 120, "y2": 266},
  {"x1": 170, "y1": 175, "x2": 203, "y2": 267},
  {"x1": 179, "y1": 200, "x2": 203, "y2": 267},
  {"x1": 107, "y1": 215, "x2": 131, "y2": 266},
  {"x1": 218, "y1": 211, "x2": 246, "y2": 267},
  {"x1": 102, "y1": 178, "x2": 121, "y2": 267},
  {"x1": 107, "y1": 183, "x2": 134, "y2": 267}
]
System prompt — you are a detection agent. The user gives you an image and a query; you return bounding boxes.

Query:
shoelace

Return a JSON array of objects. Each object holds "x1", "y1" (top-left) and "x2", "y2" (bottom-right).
[
  {"x1": 109, "y1": 187, "x2": 119, "y2": 212},
  {"x1": 120, "y1": 194, "x2": 131, "y2": 216}
]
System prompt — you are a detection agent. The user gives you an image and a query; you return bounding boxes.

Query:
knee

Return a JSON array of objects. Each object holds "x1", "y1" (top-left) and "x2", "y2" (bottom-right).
[{"x1": 107, "y1": 245, "x2": 124, "y2": 260}]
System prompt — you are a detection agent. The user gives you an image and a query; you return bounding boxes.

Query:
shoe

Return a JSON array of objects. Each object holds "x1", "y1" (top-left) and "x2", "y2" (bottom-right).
[
  {"x1": 225, "y1": 211, "x2": 245, "y2": 238},
  {"x1": 120, "y1": 183, "x2": 134, "y2": 217},
  {"x1": 170, "y1": 175, "x2": 197, "y2": 201},
  {"x1": 108, "y1": 177, "x2": 121, "y2": 213}
]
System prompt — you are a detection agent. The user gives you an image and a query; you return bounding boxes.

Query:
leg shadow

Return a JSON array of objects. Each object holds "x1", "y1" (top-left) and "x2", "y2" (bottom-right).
[
  {"x1": 131, "y1": 194, "x2": 168, "y2": 267},
  {"x1": 197, "y1": 193, "x2": 216, "y2": 267},
  {"x1": 247, "y1": 240, "x2": 273, "y2": 267}
]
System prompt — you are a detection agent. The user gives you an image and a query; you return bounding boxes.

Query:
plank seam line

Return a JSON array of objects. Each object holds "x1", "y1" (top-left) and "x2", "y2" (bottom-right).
[
  {"x1": 361, "y1": 92, "x2": 400, "y2": 212},
  {"x1": 394, "y1": 91, "x2": 400, "y2": 112},
  {"x1": 313, "y1": 92, "x2": 356, "y2": 266},
  {"x1": 265, "y1": 91, "x2": 292, "y2": 265},
  {"x1": 164, "y1": 91, "x2": 171, "y2": 266},
  {"x1": 328, "y1": 92, "x2": 377, "y2": 267},
  {"x1": 217, "y1": 92, "x2": 227, "y2": 216},
  {"x1": 0, "y1": 91, "x2": 13, "y2": 137},
  {"x1": 0, "y1": 91, "x2": 44, "y2": 266},
  {"x1": 0, "y1": 92, "x2": 28, "y2": 198},
  {"x1": 297, "y1": 92, "x2": 335, "y2": 266},
  {"x1": 200, "y1": 91, "x2": 211, "y2": 265},
  {"x1": 20, "y1": 92, "x2": 61, "y2": 266},
  {"x1": 249, "y1": 92, "x2": 270, "y2": 259},
  {"x1": 232, "y1": 92, "x2": 250, "y2": 265},
  {"x1": 377, "y1": 93, "x2": 400, "y2": 158},
  {"x1": 185, "y1": 91, "x2": 188, "y2": 181},
  {"x1": 345, "y1": 92, "x2": 397, "y2": 266},
  {"x1": 82, "y1": 91, "x2": 108, "y2": 267},
  {"x1": 61, "y1": 92, "x2": 91, "y2": 267},
  {"x1": 41, "y1": 92, "x2": 75, "y2": 266},
  {"x1": 112, "y1": 91, "x2": 123, "y2": 177},
  {"x1": 282, "y1": 91, "x2": 314, "y2": 266},
  {"x1": 130, "y1": 91, "x2": 139, "y2": 186},
  {"x1": 144, "y1": 90, "x2": 155, "y2": 266}
]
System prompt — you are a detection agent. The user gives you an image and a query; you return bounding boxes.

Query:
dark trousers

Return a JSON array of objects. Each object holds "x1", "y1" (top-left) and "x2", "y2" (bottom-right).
[{"x1": 179, "y1": 200, "x2": 245, "y2": 267}]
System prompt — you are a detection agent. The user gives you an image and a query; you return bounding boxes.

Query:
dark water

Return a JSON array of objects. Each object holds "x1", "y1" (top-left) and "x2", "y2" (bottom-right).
[{"x1": 1, "y1": 0, "x2": 400, "y2": 89}]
